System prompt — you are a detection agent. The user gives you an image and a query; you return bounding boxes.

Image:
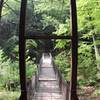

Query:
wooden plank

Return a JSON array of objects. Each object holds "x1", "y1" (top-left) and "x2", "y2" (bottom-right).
[
  {"x1": 25, "y1": 35, "x2": 71, "y2": 40},
  {"x1": 69, "y1": 0, "x2": 79, "y2": 100},
  {"x1": 19, "y1": 0, "x2": 27, "y2": 100}
]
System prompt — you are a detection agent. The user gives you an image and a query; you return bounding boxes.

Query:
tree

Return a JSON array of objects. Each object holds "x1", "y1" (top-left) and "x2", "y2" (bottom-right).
[
  {"x1": 77, "y1": 0, "x2": 100, "y2": 81},
  {"x1": 0, "y1": 0, "x2": 4, "y2": 20}
]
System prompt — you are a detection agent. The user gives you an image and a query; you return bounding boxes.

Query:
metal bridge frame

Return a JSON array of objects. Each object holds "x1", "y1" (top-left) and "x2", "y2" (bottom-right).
[{"x1": 19, "y1": 0, "x2": 78, "y2": 100}]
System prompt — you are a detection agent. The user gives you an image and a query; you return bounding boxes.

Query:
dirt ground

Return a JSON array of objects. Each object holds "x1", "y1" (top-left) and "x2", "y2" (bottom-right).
[{"x1": 78, "y1": 86, "x2": 100, "y2": 100}]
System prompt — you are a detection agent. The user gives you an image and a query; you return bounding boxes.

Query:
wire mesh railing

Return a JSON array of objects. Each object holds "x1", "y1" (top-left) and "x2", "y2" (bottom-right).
[
  {"x1": 27, "y1": 60, "x2": 42, "y2": 100},
  {"x1": 52, "y1": 59, "x2": 70, "y2": 100}
]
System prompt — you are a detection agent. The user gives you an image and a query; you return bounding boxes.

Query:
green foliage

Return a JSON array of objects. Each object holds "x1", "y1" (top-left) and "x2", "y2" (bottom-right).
[
  {"x1": 26, "y1": 59, "x2": 37, "y2": 79},
  {"x1": 77, "y1": 0, "x2": 100, "y2": 86},
  {"x1": 78, "y1": 42, "x2": 97, "y2": 85},
  {"x1": 0, "y1": 91, "x2": 20, "y2": 100},
  {"x1": 0, "y1": 50, "x2": 19, "y2": 90},
  {"x1": 0, "y1": 49, "x2": 36, "y2": 91},
  {"x1": 55, "y1": 51, "x2": 71, "y2": 81}
]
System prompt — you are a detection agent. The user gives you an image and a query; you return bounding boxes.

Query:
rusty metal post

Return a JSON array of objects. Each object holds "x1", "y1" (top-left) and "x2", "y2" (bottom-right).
[
  {"x1": 19, "y1": 0, "x2": 27, "y2": 100},
  {"x1": 69, "y1": 0, "x2": 78, "y2": 100}
]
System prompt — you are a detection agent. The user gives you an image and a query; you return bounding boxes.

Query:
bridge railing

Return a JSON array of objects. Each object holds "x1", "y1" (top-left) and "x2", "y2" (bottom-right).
[
  {"x1": 52, "y1": 59, "x2": 69, "y2": 100},
  {"x1": 27, "y1": 69, "x2": 38, "y2": 100},
  {"x1": 27, "y1": 59, "x2": 42, "y2": 100}
]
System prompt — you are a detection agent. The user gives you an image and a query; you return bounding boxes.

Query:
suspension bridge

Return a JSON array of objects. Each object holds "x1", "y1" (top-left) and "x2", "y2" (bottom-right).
[{"x1": 27, "y1": 53, "x2": 69, "y2": 100}]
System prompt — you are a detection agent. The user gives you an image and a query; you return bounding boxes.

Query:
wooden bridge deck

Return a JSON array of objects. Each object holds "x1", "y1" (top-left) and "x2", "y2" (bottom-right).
[{"x1": 33, "y1": 56, "x2": 63, "y2": 100}]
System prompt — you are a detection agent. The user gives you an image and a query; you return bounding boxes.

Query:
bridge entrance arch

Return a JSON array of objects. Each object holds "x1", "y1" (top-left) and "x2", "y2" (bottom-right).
[{"x1": 19, "y1": 0, "x2": 78, "y2": 100}]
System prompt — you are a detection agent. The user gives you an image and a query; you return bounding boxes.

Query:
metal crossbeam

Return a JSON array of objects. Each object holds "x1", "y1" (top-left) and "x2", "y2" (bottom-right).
[{"x1": 25, "y1": 35, "x2": 71, "y2": 40}]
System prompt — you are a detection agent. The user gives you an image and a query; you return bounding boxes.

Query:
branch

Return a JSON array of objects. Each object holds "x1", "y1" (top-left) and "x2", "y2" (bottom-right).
[
  {"x1": 4, "y1": 3, "x2": 18, "y2": 15},
  {"x1": 3, "y1": 0, "x2": 8, "y2": 4}
]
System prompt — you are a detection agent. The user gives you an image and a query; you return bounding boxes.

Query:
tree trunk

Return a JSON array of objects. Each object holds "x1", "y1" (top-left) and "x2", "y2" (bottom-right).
[
  {"x1": 92, "y1": 35, "x2": 99, "y2": 59},
  {"x1": 92, "y1": 34, "x2": 100, "y2": 70},
  {"x1": 0, "y1": 0, "x2": 4, "y2": 20}
]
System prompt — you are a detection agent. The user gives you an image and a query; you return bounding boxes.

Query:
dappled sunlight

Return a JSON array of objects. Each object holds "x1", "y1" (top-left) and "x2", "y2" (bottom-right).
[{"x1": 42, "y1": 53, "x2": 52, "y2": 64}]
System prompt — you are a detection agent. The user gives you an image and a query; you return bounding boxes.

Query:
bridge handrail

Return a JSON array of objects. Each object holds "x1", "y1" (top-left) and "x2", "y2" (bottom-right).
[
  {"x1": 26, "y1": 69, "x2": 38, "y2": 99},
  {"x1": 52, "y1": 58, "x2": 69, "y2": 100},
  {"x1": 27, "y1": 59, "x2": 42, "y2": 100}
]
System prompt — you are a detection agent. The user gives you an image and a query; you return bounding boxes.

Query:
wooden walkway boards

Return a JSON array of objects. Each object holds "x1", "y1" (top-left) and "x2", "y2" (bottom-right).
[{"x1": 33, "y1": 55, "x2": 63, "y2": 100}]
